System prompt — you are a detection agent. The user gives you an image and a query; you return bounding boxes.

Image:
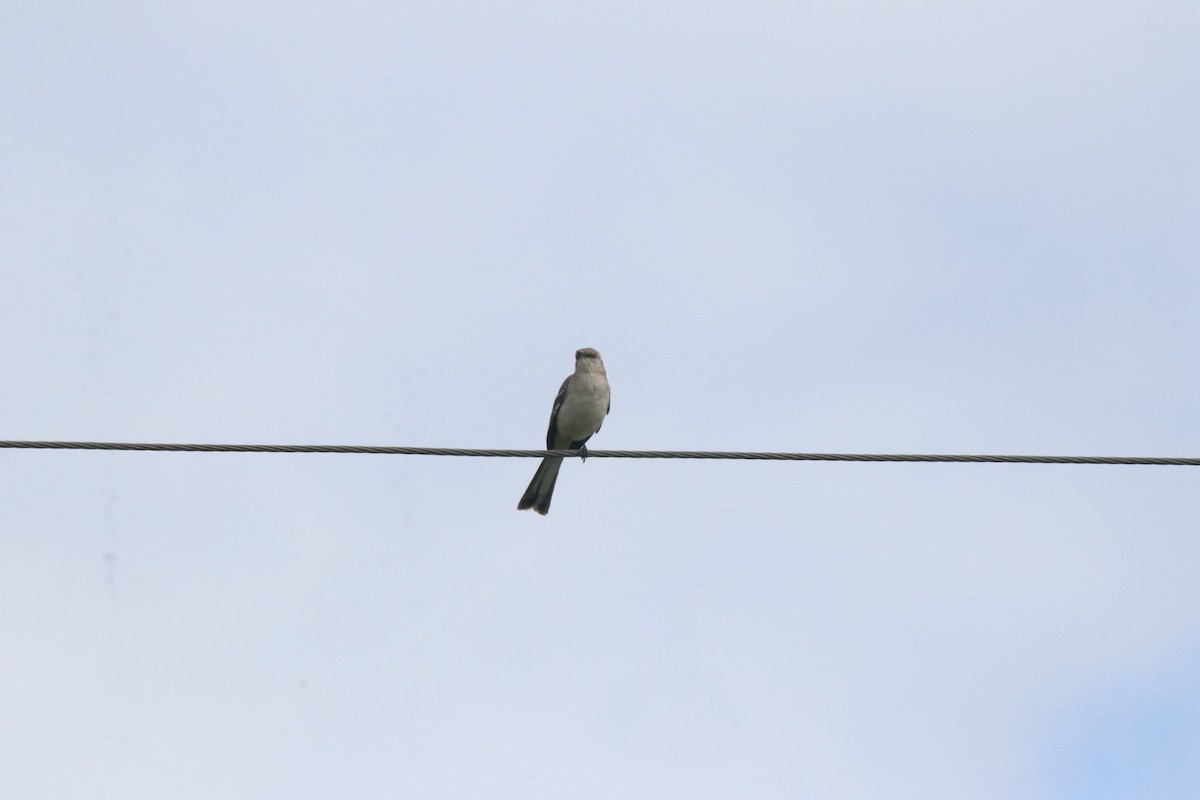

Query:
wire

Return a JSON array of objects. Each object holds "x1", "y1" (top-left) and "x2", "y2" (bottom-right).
[{"x1": 0, "y1": 440, "x2": 1196, "y2": 466}]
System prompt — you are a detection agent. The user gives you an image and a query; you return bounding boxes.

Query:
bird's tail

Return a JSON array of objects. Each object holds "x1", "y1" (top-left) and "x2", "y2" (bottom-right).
[{"x1": 517, "y1": 456, "x2": 563, "y2": 515}]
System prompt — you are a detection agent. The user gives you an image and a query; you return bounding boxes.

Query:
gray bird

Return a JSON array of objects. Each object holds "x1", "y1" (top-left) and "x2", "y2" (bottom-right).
[{"x1": 518, "y1": 348, "x2": 611, "y2": 515}]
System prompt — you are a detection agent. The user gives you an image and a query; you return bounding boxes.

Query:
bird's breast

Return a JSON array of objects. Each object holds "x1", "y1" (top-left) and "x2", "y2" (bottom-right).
[{"x1": 555, "y1": 376, "x2": 609, "y2": 440}]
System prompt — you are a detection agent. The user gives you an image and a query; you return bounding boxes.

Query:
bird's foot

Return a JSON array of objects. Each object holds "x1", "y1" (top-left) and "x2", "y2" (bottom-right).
[{"x1": 578, "y1": 445, "x2": 589, "y2": 462}]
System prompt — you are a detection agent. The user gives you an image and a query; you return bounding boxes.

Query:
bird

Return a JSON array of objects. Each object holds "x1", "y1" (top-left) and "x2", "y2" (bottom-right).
[{"x1": 518, "y1": 347, "x2": 611, "y2": 515}]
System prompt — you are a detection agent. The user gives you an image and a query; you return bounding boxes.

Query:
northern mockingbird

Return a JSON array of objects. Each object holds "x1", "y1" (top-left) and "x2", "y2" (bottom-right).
[{"x1": 518, "y1": 347, "x2": 611, "y2": 515}]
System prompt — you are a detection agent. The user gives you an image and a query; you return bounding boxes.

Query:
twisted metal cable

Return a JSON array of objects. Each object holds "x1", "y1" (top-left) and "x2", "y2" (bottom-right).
[{"x1": 0, "y1": 440, "x2": 1196, "y2": 465}]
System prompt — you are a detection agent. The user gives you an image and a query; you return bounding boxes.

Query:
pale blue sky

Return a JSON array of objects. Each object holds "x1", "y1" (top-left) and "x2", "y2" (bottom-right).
[{"x1": 2, "y1": 1, "x2": 1198, "y2": 797}]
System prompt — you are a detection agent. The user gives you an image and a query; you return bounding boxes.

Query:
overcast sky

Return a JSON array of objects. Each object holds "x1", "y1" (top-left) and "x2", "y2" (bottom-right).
[{"x1": 2, "y1": 1, "x2": 1198, "y2": 798}]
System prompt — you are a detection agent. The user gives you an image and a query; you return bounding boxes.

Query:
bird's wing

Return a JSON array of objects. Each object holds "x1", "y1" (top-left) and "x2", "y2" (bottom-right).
[{"x1": 545, "y1": 376, "x2": 571, "y2": 450}]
